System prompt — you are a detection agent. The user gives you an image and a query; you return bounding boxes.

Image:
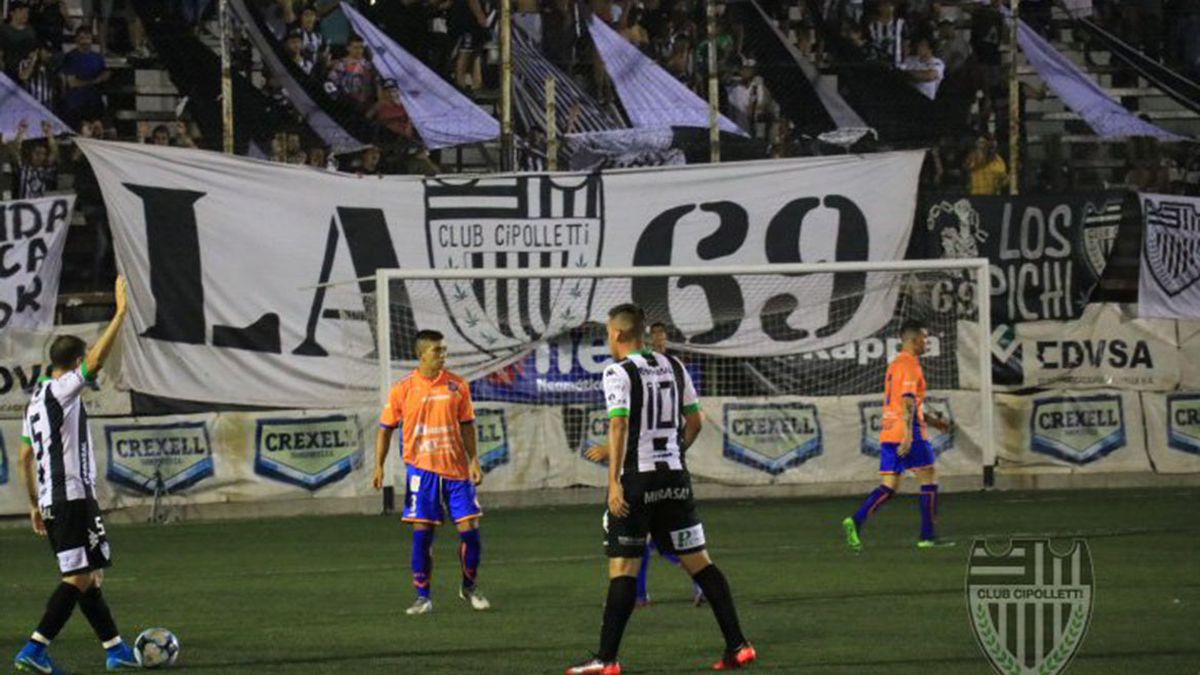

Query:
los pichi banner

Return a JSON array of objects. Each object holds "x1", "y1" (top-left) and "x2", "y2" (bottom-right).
[
  {"x1": 1138, "y1": 193, "x2": 1200, "y2": 320},
  {"x1": 918, "y1": 193, "x2": 1125, "y2": 323},
  {"x1": 0, "y1": 195, "x2": 75, "y2": 332},
  {"x1": 78, "y1": 139, "x2": 922, "y2": 408}
]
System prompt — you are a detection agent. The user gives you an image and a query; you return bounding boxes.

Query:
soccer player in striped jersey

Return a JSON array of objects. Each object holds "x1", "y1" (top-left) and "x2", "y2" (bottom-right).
[
  {"x1": 584, "y1": 321, "x2": 705, "y2": 609},
  {"x1": 842, "y1": 319, "x2": 953, "y2": 551},
  {"x1": 374, "y1": 330, "x2": 490, "y2": 615},
  {"x1": 13, "y1": 276, "x2": 139, "y2": 673},
  {"x1": 567, "y1": 305, "x2": 755, "y2": 674}
]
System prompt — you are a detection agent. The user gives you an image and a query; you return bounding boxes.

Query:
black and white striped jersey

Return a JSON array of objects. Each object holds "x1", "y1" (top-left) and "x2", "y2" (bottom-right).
[
  {"x1": 21, "y1": 367, "x2": 97, "y2": 508},
  {"x1": 603, "y1": 349, "x2": 701, "y2": 474}
]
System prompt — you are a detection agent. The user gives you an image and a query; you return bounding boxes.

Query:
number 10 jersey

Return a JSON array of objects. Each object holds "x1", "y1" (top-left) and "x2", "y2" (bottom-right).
[{"x1": 602, "y1": 349, "x2": 701, "y2": 475}]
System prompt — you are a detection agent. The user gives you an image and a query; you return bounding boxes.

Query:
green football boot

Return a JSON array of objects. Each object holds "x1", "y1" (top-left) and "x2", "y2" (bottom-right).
[{"x1": 841, "y1": 517, "x2": 862, "y2": 553}]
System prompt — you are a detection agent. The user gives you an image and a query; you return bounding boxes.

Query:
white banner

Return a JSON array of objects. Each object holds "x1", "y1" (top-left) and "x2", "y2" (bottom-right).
[
  {"x1": 1018, "y1": 303, "x2": 1179, "y2": 391},
  {"x1": 1142, "y1": 392, "x2": 1200, "y2": 474},
  {"x1": 0, "y1": 195, "x2": 75, "y2": 332},
  {"x1": 78, "y1": 139, "x2": 923, "y2": 408},
  {"x1": 0, "y1": 393, "x2": 986, "y2": 515},
  {"x1": 1138, "y1": 193, "x2": 1200, "y2": 320},
  {"x1": 994, "y1": 390, "x2": 1152, "y2": 473},
  {"x1": 0, "y1": 322, "x2": 132, "y2": 418}
]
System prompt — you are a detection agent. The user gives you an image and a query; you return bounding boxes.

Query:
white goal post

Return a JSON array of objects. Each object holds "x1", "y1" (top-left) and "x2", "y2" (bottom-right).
[{"x1": 373, "y1": 259, "x2": 994, "y2": 494}]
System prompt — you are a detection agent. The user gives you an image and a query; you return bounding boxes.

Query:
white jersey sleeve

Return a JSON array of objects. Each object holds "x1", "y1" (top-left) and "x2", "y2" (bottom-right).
[
  {"x1": 680, "y1": 363, "x2": 700, "y2": 415},
  {"x1": 603, "y1": 363, "x2": 632, "y2": 418},
  {"x1": 50, "y1": 365, "x2": 93, "y2": 404}
]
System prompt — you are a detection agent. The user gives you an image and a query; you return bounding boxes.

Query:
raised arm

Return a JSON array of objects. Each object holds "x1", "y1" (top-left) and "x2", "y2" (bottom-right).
[
  {"x1": 84, "y1": 275, "x2": 128, "y2": 377},
  {"x1": 42, "y1": 121, "x2": 59, "y2": 163}
]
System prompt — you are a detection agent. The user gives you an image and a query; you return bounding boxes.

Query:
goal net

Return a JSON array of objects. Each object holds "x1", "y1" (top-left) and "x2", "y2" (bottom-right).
[{"x1": 368, "y1": 261, "x2": 994, "y2": 490}]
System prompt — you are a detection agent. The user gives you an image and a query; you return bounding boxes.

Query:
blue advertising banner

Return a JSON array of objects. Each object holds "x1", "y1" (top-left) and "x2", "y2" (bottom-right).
[{"x1": 472, "y1": 331, "x2": 700, "y2": 404}]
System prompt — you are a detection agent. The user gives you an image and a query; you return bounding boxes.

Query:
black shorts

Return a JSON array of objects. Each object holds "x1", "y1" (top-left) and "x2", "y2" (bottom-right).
[
  {"x1": 604, "y1": 470, "x2": 706, "y2": 558},
  {"x1": 45, "y1": 499, "x2": 112, "y2": 575}
]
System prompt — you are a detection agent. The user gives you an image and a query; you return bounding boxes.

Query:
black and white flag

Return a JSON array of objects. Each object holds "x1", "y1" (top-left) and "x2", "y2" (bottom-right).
[
  {"x1": 0, "y1": 196, "x2": 75, "y2": 331},
  {"x1": 1139, "y1": 193, "x2": 1200, "y2": 319}
]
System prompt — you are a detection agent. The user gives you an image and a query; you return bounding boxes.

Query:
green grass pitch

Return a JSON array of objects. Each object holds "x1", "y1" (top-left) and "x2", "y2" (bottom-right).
[{"x1": 3, "y1": 488, "x2": 1197, "y2": 674}]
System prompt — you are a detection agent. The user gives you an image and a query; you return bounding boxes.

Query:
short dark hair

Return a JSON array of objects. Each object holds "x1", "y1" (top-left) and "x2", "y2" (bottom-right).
[
  {"x1": 608, "y1": 304, "x2": 646, "y2": 343},
  {"x1": 348, "y1": 34, "x2": 364, "y2": 43},
  {"x1": 649, "y1": 321, "x2": 667, "y2": 332},
  {"x1": 414, "y1": 329, "x2": 445, "y2": 358},
  {"x1": 49, "y1": 335, "x2": 86, "y2": 372},
  {"x1": 899, "y1": 319, "x2": 926, "y2": 339},
  {"x1": 75, "y1": 25, "x2": 92, "y2": 36}
]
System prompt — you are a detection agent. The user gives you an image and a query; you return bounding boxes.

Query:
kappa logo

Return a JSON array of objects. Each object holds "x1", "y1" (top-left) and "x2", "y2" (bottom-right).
[
  {"x1": 1166, "y1": 393, "x2": 1200, "y2": 456},
  {"x1": 424, "y1": 175, "x2": 605, "y2": 353},
  {"x1": 967, "y1": 538, "x2": 1094, "y2": 675},
  {"x1": 1030, "y1": 395, "x2": 1126, "y2": 465},
  {"x1": 1143, "y1": 198, "x2": 1200, "y2": 297},
  {"x1": 723, "y1": 402, "x2": 822, "y2": 475},
  {"x1": 105, "y1": 421, "x2": 215, "y2": 494},
  {"x1": 254, "y1": 414, "x2": 363, "y2": 491},
  {"x1": 1081, "y1": 198, "x2": 1123, "y2": 279},
  {"x1": 858, "y1": 397, "x2": 954, "y2": 458}
]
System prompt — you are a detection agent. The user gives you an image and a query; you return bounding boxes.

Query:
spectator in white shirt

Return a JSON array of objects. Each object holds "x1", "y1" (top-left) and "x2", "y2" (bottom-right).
[{"x1": 899, "y1": 36, "x2": 945, "y2": 100}]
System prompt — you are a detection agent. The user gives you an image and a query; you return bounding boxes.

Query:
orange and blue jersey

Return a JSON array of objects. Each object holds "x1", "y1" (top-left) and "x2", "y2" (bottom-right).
[
  {"x1": 878, "y1": 351, "x2": 935, "y2": 474},
  {"x1": 880, "y1": 351, "x2": 927, "y2": 444},
  {"x1": 380, "y1": 368, "x2": 476, "y2": 481}
]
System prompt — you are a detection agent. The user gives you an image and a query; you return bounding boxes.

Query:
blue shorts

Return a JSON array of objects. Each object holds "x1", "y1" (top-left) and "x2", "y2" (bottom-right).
[
  {"x1": 401, "y1": 465, "x2": 483, "y2": 525},
  {"x1": 879, "y1": 439, "x2": 936, "y2": 475}
]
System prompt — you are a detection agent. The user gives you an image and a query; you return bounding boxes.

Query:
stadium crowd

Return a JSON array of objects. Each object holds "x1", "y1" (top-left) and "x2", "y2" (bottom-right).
[{"x1": 0, "y1": 0, "x2": 1195, "y2": 296}]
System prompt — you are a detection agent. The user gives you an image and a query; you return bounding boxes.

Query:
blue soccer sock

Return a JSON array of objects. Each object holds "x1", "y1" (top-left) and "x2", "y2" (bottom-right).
[
  {"x1": 853, "y1": 485, "x2": 895, "y2": 528},
  {"x1": 636, "y1": 544, "x2": 652, "y2": 600},
  {"x1": 458, "y1": 528, "x2": 482, "y2": 590},
  {"x1": 919, "y1": 484, "x2": 939, "y2": 541},
  {"x1": 412, "y1": 528, "x2": 435, "y2": 599}
]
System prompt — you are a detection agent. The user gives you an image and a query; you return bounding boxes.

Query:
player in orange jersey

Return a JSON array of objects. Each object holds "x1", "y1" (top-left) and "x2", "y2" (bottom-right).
[
  {"x1": 842, "y1": 319, "x2": 953, "y2": 551},
  {"x1": 374, "y1": 330, "x2": 490, "y2": 615}
]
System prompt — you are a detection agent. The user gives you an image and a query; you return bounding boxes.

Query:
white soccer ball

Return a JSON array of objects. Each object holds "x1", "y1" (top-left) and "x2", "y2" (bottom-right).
[{"x1": 134, "y1": 628, "x2": 180, "y2": 669}]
